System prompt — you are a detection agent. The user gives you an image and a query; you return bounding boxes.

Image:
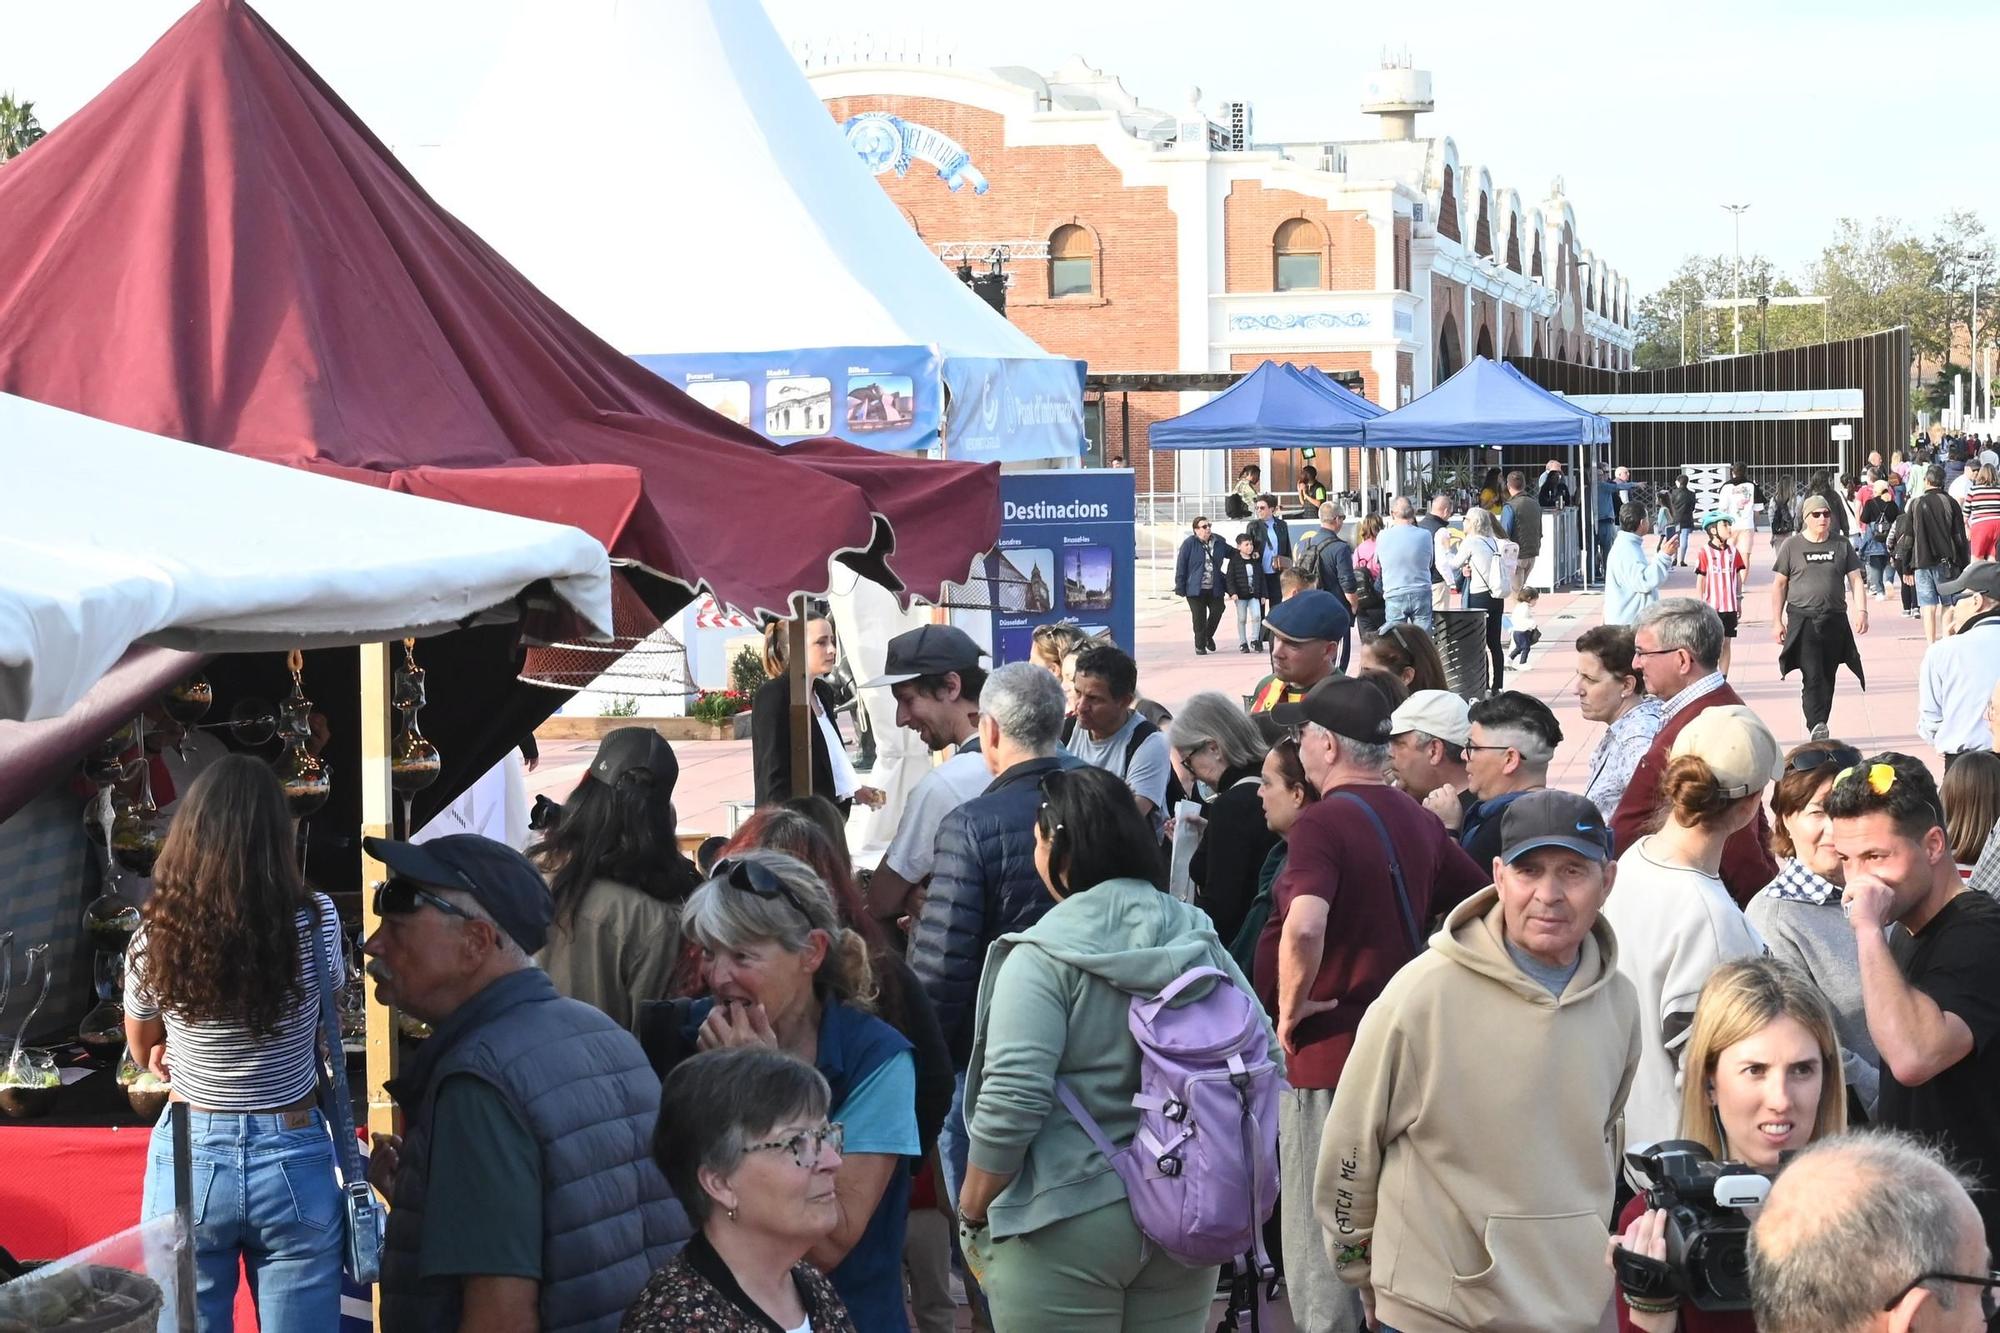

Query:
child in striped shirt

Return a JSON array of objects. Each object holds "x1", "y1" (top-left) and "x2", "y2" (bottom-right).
[{"x1": 1694, "y1": 512, "x2": 1747, "y2": 676}]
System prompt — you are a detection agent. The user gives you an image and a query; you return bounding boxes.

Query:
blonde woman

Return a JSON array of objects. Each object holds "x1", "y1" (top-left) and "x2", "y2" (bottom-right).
[
  {"x1": 1610, "y1": 958, "x2": 1847, "y2": 1333},
  {"x1": 1458, "y1": 506, "x2": 1507, "y2": 690}
]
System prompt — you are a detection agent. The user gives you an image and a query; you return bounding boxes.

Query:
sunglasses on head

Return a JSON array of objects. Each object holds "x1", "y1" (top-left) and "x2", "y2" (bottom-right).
[
  {"x1": 372, "y1": 877, "x2": 472, "y2": 922},
  {"x1": 1788, "y1": 743, "x2": 1861, "y2": 775},
  {"x1": 712, "y1": 857, "x2": 813, "y2": 921}
]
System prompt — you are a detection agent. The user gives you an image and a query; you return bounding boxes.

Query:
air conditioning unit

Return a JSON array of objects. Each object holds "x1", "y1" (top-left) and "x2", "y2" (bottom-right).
[{"x1": 1222, "y1": 100, "x2": 1253, "y2": 151}]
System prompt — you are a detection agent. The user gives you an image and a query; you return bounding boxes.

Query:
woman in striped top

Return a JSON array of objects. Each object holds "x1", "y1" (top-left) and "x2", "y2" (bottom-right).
[
  {"x1": 1965, "y1": 464, "x2": 2000, "y2": 559},
  {"x1": 125, "y1": 754, "x2": 345, "y2": 1331}
]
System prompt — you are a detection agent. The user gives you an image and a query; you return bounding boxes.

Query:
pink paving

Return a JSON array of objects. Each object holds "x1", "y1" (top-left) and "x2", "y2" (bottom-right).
[{"x1": 530, "y1": 553, "x2": 1941, "y2": 833}]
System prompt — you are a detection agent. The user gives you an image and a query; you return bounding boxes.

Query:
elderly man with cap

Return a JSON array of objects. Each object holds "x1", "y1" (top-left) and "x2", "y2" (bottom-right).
[
  {"x1": 1773, "y1": 491, "x2": 1868, "y2": 741},
  {"x1": 859, "y1": 625, "x2": 991, "y2": 927},
  {"x1": 1386, "y1": 688, "x2": 1470, "y2": 803},
  {"x1": 1318, "y1": 789, "x2": 1639, "y2": 1333},
  {"x1": 361, "y1": 834, "x2": 688, "y2": 1333},
  {"x1": 1252, "y1": 676, "x2": 1487, "y2": 1333},
  {"x1": 1248, "y1": 588, "x2": 1353, "y2": 713},
  {"x1": 1917, "y1": 563, "x2": 2000, "y2": 766}
]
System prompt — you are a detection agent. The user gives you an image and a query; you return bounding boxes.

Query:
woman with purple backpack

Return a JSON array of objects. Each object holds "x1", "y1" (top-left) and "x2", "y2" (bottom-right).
[{"x1": 956, "y1": 766, "x2": 1284, "y2": 1331}]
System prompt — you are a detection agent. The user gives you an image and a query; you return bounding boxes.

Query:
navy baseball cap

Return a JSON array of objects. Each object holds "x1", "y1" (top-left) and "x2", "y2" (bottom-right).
[
  {"x1": 1497, "y1": 790, "x2": 1613, "y2": 865},
  {"x1": 363, "y1": 834, "x2": 554, "y2": 954},
  {"x1": 1264, "y1": 590, "x2": 1353, "y2": 644}
]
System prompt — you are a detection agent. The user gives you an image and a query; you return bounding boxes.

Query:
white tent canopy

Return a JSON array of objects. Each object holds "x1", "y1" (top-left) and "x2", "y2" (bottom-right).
[
  {"x1": 0, "y1": 392, "x2": 613, "y2": 723},
  {"x1": 1555, "y1": 389, "x2": 1863, "y2": 422},
  {"x1": 420, "y1": 0, "x2": 1048, "y2": 362}
]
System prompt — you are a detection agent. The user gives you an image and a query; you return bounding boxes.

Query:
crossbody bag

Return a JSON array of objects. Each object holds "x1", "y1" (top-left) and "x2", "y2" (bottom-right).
[
  {"x1": 1330, "y1": 792, "x2": 1425, "y2": 955},
  {"x1": 312, "y1": 898, "x2": 384, "y2": 1285}
]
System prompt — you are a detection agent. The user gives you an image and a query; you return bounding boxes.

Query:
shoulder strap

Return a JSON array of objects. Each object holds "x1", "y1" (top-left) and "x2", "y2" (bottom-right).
[
  {"x1": 311, "y1": 897, "x2": 364, "y2": 1190},
  {"x1": 1330, "y1": 792, "x2": 1424, "y2": 954},
  {"x1": 1061, "y1": 714, "x2": 1077, "y2": 746},
  {"x1": 1125, "y1": 717, "x2": 1159, "y2": 770}
]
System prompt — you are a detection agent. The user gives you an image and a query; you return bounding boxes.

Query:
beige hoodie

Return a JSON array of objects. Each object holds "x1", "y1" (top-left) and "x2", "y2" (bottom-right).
[{"x1": 1315, "y1": 885, "x2": 1641, "y2": 1333}]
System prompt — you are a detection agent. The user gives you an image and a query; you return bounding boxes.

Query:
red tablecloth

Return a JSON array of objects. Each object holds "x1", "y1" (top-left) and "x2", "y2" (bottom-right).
[{"x1": 0, "y1": 1122, "x2": 259, "y2": 1328}]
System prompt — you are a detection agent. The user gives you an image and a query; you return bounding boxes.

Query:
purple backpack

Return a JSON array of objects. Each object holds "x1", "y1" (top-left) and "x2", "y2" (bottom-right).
[{"x1": 1056, "y1": 965, "x2": 1284, "y2": 1269}]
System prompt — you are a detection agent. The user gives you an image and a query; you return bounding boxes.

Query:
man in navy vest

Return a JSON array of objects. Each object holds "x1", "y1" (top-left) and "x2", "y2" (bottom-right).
[{"x1": 362, "y1": 834, "x2": 688, "y2": 1333}]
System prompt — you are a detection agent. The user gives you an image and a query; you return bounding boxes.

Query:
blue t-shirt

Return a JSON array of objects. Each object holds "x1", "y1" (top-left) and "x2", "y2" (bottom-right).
[{"x1": 1376, "y1": 523, "x2": 1435, "y2": 596}]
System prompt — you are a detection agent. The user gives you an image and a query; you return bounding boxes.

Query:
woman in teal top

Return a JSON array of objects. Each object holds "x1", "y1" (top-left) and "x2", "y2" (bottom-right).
[{"x1": 956, "y1": 768, "x2": 1280, "y2": 1332}]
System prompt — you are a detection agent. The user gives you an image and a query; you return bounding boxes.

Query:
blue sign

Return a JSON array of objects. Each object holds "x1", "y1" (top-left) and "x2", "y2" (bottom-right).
[
  {"x1": 989, "y1": 471, "x2": 1135, "y2": 666},
  {"x1": 842, "y1": 113, "x2": 989, "y2": 194},
  {"x1": 943, "y1": 357, "x2": 1086, "y2": 465}
]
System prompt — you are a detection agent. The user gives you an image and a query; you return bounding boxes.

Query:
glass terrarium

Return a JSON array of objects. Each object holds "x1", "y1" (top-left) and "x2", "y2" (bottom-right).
[
  {"x1": 79, "y1": 997, "x2": 125, "y2": 1064},
  {"x1": 117, "y1": 1048, "x2": 171, "y2": 1122},
  {"x1": 0, "y1": 1049, "x2": 60, "y2": 1119}
]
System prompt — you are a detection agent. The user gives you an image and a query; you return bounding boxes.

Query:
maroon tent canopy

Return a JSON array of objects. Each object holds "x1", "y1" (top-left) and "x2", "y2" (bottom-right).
[{"x1": 0, "y1": 0, "x2": 1006, "y2": 825}]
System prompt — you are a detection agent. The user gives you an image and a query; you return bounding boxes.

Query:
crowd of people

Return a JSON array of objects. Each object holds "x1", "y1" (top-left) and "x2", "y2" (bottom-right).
[{"x1": 114, "y1": 447, "x2": 2000, "y2": 1332}]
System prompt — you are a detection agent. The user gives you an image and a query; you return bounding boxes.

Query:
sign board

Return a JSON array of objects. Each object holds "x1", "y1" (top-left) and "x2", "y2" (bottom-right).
[
  {"x1": 983, "y1": 472, "x2": 1135, "y2": 665},
  {"x1": 1830, "y1": 424, "x2": 1854, "y2": 442}
]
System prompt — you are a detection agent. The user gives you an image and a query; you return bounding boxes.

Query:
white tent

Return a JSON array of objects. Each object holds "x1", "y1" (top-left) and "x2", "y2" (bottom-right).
[
  {"x1": 0, "y1": 391, "x2": 613, "y2": 723},
  {"x1": 419, "y1": 0, "x2": 1083, "y2": 463}
]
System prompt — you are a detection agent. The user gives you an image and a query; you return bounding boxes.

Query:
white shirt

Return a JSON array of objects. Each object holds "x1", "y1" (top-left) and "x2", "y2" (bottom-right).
[
  {"x1": 814, "y1": 707, "x2": 860, "y2": 799},
  {"x1": 882, "y1": 739, "x2": 992, "y2": 882},
  {"x1": 1720, "y1": 481, "x2": 1757, "y2": 527}
]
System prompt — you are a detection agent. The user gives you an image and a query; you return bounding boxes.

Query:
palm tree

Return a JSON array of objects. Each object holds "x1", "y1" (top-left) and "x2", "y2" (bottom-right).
[{"x1": 0, "y1": 93, "x2": 47, "y2": 163}]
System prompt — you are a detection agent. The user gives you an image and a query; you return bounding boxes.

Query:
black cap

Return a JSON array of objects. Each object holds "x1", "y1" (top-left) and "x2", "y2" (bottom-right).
[
  {"x1": 364, "y1": 834, "x2": 555, "y2": 954},
  {"x1": 1269, "y1": 675, "x2": 1393, "y2": 744},
  {"x1": 588, "y1": 727, "x2": 678, "y2": 791},
  {"x1": 1497, "y1": 790, "x2": 1613, "y2": 865},
  {"x1": 859, "y1": 625, "x2": 987, "y2": 689},
  {"x1": 1939, "y1": 563, "x2": 2000, "y2": 601}
]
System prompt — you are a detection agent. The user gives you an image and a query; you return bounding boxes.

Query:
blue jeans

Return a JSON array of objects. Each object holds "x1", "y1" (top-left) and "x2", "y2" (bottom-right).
[
  {"x1": 1916, "y1": 566, "x2": 1962, "y2": 607},
  {"x1": 1382, "y1": 589, "x2": 1433, "y2": 634},
  {"x1": 141, "y1": 1108, "x2": 344, "y2": 1332},
  {"x1": 938, "y1": 1069, "x2": 970, "y2": 1208}
]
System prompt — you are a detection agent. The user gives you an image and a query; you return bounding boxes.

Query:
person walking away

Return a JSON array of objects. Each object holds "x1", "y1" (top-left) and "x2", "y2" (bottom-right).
[
  {"x1": 1611, "y1": 959, "x2": 1848, "y2": 1333},
  {"x1": 1605, "y1": 502, "x2": 1680, "y2": 626},
  {"x1": 1377, "y1": 497, "x2": 1435, "y2": 633},
  {"x1": 1828, "y1": 752, "x2": 2000, "y2": 1258},
  {"x1": 1691, "y1": 512, "x2": 1747, "y2": 676},
  {"x1": 1320, "y1": 790, "x2": 1640, "y2": 1333},
  {"x1": 1611, "y1": 599, "x2": 1778, "y2": 905},
  {"x1": 1720, "y1": 464, "x2": 1758, "y2": 563},
  {"x1": 1574, "y1": 625, "x2": 1666, "y2": 822},
  {"x1": 1502, "y1": 470, "x2": 1544, "y2": 598},
  {"x1": 1508, "y1": 587, "x2": 1541, "y2": 664},
  {"x1": 123, "y1": 756, "x2": 348, "y2": 1329},
  {"x1": 1667, "y1": 475, "x2": 1698, "y2": 565},
  {"x1": 1225, "y1": 532, "x2": 1266, "y2": 651},
  {"x1": 1917, "y1": 564, "x2": 2000, "y2": 766},
  {"x1": 1771, "y1": 494, "x2": 1868, "y2": 743},
  {"x1": 1457, "y1": 506, "x2": 1509, "y2": 691},
  {"x1": 1857, "y1": 477, "x2": 1899, "y2": 599},
  {"x1": 956, "y1": 767, "x2": 1279, "y2": 1333},
  {"x1": 1965, "y1": 464, "x2": 2000, "y2": 560},
  {"x1": 1599, "y1": 706, "x2": 1776, "y2": 1165},
  {"x1": 1350, "y1": 514, "x2": 1388, "y2": 648},
  {"x1": 1744, "y1": 739, "x2": 1879, "y2": 1120},
  {"x1": 1172, "y1": 517, "x2": 1230, "y2": 655},
  {"x1": 1910, "y1": 463, "x2": 1972, "y2": 644},
  {"x1": 1419, "y1": 493, "x2": 1453, "y2": 612},
  {"x1": 1255, "y1": 677, "x2": 1489, "y2": 1333}
]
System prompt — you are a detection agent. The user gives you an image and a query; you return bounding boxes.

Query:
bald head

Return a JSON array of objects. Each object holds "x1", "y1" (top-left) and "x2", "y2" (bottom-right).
[{"x1": 1751, "y1": 1133, "x2": 1986, "y2": 1333}]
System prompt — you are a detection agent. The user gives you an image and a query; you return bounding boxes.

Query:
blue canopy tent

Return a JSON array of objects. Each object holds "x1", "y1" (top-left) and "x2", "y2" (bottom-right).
[{"x1": 1151, "y1": 360, "x2": 1381, "y2": 449}]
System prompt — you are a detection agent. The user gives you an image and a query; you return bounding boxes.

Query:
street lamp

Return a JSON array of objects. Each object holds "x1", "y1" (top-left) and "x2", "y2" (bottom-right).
[{"x1": 1722, "y1": 203, "x2": 1750, "y2": 356}]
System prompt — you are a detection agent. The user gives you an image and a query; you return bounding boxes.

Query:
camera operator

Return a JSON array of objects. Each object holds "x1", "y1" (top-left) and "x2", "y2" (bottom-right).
[
  {"x1": 1749, "y1": 1132, "x2": 1993, "y2": 1333},
  {"x1": 1610, "y1": 958, "x2": 1849, "y2": 1331}
]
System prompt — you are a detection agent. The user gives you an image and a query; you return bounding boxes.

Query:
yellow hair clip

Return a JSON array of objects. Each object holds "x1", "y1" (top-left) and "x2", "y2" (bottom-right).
[{"x1": 1836, "y1": 762, "x2": 1898, "y2": 796}]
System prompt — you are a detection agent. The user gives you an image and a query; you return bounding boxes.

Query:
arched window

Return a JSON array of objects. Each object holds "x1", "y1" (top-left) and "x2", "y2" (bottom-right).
[
  {"x1": 1273, "y1": 218, "x2": 1322, "y2": 291},
  {"x1": 1049, "y1": 225, "x2": 1094, "y2": 298}
]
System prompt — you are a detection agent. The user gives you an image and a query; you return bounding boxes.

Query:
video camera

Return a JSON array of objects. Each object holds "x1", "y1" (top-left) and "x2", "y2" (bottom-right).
[{"x1": 1613, "y1": 1140, "x2": 1772, "y2": 1312}]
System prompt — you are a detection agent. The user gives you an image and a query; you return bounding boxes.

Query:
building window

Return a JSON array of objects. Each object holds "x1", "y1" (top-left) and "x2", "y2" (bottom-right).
[
  {"x1": 1273, "y1": 218, "x2": 1322, "y2": 291},
  {"x1": 1049, "y1": 225, "x2": 1094, "y2": 297}
]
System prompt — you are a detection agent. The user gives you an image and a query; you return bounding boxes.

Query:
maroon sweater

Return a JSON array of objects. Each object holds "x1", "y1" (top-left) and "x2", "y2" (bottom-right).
[{"x1": 1608, "y1": 681, "x2": 1777, "y2": 907}]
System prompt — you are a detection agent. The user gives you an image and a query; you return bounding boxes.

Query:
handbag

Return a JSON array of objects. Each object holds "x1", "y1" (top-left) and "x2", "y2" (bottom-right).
[{"x1": 312, "y1": 898, "x2": 384, "y2": 1285}]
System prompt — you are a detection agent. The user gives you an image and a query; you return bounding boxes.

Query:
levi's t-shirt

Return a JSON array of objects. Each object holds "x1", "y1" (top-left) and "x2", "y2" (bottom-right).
[{"x1": 1773, "y1": 534, "x2": 1859, "y2": 616}]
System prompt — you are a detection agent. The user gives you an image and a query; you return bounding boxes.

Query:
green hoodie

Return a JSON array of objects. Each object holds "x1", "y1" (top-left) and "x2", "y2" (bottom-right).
[{"x1": 963, "y1": 877, "x2": 1282, "y2": 1240}]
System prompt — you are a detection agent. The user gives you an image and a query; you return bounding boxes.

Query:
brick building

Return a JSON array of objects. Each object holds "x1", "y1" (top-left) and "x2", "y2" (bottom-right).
[{"x1": 810, "y1": 51, "x2": 1637, "y2": 497}]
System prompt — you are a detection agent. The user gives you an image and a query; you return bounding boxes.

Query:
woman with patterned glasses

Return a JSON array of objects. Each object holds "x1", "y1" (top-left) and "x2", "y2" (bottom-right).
[
  {"x1": 1747, "y1": 740, "x2": 1882, "y2": 1120},
  {"x1": 636, "y1": 849, "x2": 916, "y2": 1332},
  {"x1": 625, "y1": 1047, "x2": 857, "y2": 1332}
]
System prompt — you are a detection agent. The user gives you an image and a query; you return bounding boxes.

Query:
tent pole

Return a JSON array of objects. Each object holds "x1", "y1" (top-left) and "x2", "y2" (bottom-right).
[
  {"x1": 358, "y1": 641, "x2": 397, "y2": 1140},
  {"x1": 789, "y1": 603, "x2": 813, "y2": 798}
]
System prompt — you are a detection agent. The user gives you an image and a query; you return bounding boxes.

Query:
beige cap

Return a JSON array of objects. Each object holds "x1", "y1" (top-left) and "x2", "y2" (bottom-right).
[
  {"x1": 1388, "y1": 689, "x2": 1471, "y2": 747},
  {"x1": 1668, "y1": 705, "x2": 1782, "y2": 798}
]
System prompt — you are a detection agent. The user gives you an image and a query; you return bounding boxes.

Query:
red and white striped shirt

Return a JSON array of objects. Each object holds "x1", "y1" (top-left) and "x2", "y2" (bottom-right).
[
  {"x1": 1965, "y1": 485, "x2": 2000, "y2": 526},
  {"x1": 1696, "y1": 541, "x2": 1746, "y2": 613}
]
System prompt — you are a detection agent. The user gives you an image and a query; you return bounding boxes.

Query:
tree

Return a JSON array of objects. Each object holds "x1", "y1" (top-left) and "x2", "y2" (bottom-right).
[{"x1": 0, "y1": 92, "x2": 45, "y2": 163}]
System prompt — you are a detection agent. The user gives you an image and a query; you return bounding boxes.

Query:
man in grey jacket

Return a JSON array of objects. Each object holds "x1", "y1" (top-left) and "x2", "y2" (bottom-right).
[{"x1": 910, "y1": 661, "x2": 1083, "y2": 1204}]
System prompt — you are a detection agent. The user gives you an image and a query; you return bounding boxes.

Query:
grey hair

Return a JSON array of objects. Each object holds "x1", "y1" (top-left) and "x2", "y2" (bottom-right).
[
  {"x1": 1307, "y1": 721, "x2": 1389, "y2": 775},
  {"x1": 437, "y1": 888, "x2": 533, "y2": 966},
  {"x1": 1429, "y1": 493, "x2": 1454, "y2": 512},
  {"x1": 682, "y1": 848, "x2": 876, "y2": 1010},
  {"x1": 1462, "y1": 507, "x2": 1496, "y2": 539},
  {"x1": 1389, "y1": 496, "x2": 1416, "y2": 520},
  {"x1": 1635, "y1": 597, "x2": 1724, "y2": 671},
  {"x1": 979, "y1": 661, "x2": 1065, "y2": 753},
  {"x1": 1750, "y1": 1133, "x2": 1979, "y2": 1332},
  {"x1": 653, "y1": 1047, "x2": 831, "y2": 1226},
  {"x1": 1317, "y1": 501, "x2": 1339, "y2": 523},
  {"x1": 1477, "y1": 722, "x2": 1554, "y2": 767},
  {"x1": 1170, "y1": 691, "x2": 1269, "y2": 773}
]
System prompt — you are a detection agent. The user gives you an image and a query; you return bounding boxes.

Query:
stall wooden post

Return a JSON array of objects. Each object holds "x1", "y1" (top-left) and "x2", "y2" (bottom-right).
[
  {"x1": 787, "y1": 603, "x2": 813, "y2": 797},
  {"x1": 358, "y1": 641, "x2": 398, "y2": 1139}
]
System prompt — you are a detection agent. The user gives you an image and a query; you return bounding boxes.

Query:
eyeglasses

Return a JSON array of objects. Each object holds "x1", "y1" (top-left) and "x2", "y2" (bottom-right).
[
  {"x1": 1882, "y1": 1269, "x2": 2000, "y2": 1320},
  {"x1": 1195, "y1": 523, "x2": 1212, "y2": 530},
  {"x1": 712, "y1": 857, "x2": 814, "y2": 922},
  {"x1": 371, "y1": 878, "x2": 472, "y2": 922},
  {"x1": 1176, "y1": 740, "x2": 1214, "y2": 764},
  {"x1": 1787, "y1": 743, "x2": 1861, "y2": 775},
  {"x1": 1628, "y1": 645, "x2": 1686, "y2": 661},
  {"x1": 745, "y1": 1121, "x2": 844, "y2": 1170},
  {"x1": 1461, "y1": 743, "x2": 1516, "y2": 756}
]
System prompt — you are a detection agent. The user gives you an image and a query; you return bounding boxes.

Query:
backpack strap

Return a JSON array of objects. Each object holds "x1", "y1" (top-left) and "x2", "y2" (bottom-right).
[
  {"x1": 1331, "y1": 792, "x2": 1425, "y2": 955},
  {"x1": 1124, "y1": 717, "x2": 1159, "y2": 772},
  {"x1": 1134, "y1": 965, "x2": 1229, "y2": 1022},
  {"x1": 1054, "y1": 1079, "x2": 1122, "y2": 1161}
]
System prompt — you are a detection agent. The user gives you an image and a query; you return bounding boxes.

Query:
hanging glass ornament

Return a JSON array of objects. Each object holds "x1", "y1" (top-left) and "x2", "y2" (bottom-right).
[
  {"x1": 391, "y1": 639, "x2": 441, "y2": 795},
  {"x1": 110, "y1": 717, "x2": 167, "y2": 876},
  {"x1": 272, "y1": 650, "x2": 330, "y2": 819},
  {"x1": 162, "y1": 674, "x2": 212, "y2": 726}
]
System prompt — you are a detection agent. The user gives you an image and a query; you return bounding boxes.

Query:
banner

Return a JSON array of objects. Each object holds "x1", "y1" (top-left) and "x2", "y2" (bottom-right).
[
  {"x1": 638, "y1": 346, "x2": 942, "y2": 453},
  {"x1": 990, "y1": 471, "x2": 1135, "y2": 665},
  {"x1": 942, "y1": 356, "x2": 1086, "y2": 465}
]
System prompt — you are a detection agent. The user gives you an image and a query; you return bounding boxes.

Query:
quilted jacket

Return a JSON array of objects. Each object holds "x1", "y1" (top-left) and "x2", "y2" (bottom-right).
[{"x1": 910, "y1": 753, "x2": 1082, "y2": 1065}]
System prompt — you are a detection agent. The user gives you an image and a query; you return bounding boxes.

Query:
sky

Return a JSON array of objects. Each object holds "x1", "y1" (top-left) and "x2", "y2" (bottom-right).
[{"x1": 3, "y1": 0, "x2": 1994, "y2": 292}]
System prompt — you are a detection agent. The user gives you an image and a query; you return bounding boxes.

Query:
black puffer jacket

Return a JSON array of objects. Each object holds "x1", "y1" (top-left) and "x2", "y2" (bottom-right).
[{"x1": 910, "y1": 754, "x2": 1082, "y2": 1065}]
